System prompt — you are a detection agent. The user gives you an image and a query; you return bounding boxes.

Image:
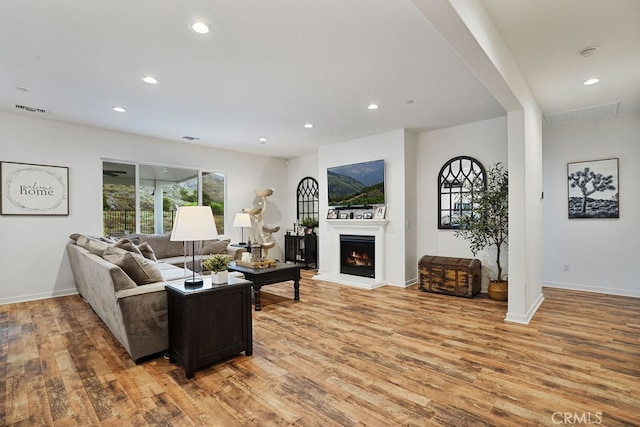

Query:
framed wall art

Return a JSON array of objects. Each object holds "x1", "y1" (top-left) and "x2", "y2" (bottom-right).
[
  {"x1": 1, "y1": 161, "x2": 69, "y2": 215},
  {"x1": 567, "y1": 158, "x2": 618, "y2": 219}
]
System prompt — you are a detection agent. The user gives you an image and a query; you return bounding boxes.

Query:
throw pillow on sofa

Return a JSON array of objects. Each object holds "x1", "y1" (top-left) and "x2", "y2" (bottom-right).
[
  {"x1": 137, "y1": 242, "x2": 158, "y2": 261},
  {"x1": 103, "y1": 247, "x2": 164, "y2": 286},
  {"x1": 138, "y1": 233, "x2": 184, "y2": 259},
  {"x1": 111, "y1": 238, "x2": 143, "y2": 255},
  {"x1": 203, "y1": 238, "x2": 231, "y2": 255}
]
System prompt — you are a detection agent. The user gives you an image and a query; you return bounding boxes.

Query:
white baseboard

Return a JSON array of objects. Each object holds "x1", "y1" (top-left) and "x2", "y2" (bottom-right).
[
  {"x1": 0, "y1": 288, "x2": 78, "y2": 306},
  {"x1": 505, "y1": 292, "x2": 545, "y2": 324},
  {"x1": 543, "y1": 281, "x2": 640, "y2": 298}
]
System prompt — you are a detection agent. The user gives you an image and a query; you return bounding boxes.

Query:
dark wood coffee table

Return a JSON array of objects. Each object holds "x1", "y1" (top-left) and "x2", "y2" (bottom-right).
[{"x1": 228, "y1": 262, "x2": 301, "y2": 311}]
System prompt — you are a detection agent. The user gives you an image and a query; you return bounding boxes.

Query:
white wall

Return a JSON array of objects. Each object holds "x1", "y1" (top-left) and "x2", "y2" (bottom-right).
[
  {"x1": 542, "y1": 112, "x2": 640, "y2": 297},
  {"x1": 0, "y1": 112, "x2": 287, "y2": 304},
  {"x1": 284, "y1": 153, "x2": 319, "y2": 231},
  {"x1": 417, "y1": 116, "x2": 508, "y2": 291},
  {"x1": 317, "y1": 129, "x2": 413, "y2": 286}
]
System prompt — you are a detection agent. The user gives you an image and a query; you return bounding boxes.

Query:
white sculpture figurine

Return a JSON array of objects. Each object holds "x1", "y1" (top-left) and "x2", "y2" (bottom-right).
[{"x1": 242, "y1": 188, "x2": 280, "y2": 259}]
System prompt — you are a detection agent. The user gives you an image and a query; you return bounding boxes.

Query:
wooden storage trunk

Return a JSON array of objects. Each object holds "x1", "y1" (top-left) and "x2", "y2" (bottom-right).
[{"x1": 418, "y1": 255, "x2": 481, "y2": 298}]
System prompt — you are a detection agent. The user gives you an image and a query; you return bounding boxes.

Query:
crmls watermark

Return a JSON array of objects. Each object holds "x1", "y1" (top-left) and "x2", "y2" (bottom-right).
[{"x1": 551, "y1": 412, "x2": 603, "y2": 425}]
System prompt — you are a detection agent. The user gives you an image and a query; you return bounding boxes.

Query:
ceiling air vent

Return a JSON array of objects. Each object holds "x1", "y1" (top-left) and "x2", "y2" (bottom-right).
[
  {"x1": 15, "y1": 104, "x2": 47, "y2": 114},
  {"x1": 182, "y1": 136, "x2": 200, "y2": 141},
  {"x1": 543, "y1": 101, "x2": 620, "y2": 126}
]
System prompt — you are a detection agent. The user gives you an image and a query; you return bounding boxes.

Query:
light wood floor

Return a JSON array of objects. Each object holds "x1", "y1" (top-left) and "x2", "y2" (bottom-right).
[{"x1": 1, "y1": 270, "x2": 639, "y2": 426}]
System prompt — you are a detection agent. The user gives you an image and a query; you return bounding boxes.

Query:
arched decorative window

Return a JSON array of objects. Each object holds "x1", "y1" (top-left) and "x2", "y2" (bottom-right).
[
  {"x1": 438, "y1": 156, "x2": 486, "y2": 229},
  {"x1": 296, "y1": 177, "x2": 319, "y2": 225}
]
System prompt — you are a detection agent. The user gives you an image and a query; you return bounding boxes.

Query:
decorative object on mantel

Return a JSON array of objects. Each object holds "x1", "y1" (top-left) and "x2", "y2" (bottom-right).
[
  {"x1": 455, "y1": 163, "x2": 508, "y2": 301},
  {"x1": 374, "y1": 206, "x2": 386, "y2": 219},
  {"x1": 1, "y1": 161, "x2": 69, "y2": 215},
  {"x1": 567, "y1": 158, "x2": 618, "y2": 219},
  {"x1": 327, "y1": 209, "x2": 337, "y2": 219},
  {"x1": 242, "y1": 188, "x2": 280, "y2": 259},
  {"x1": 339, "y1": 212, "x2": 348, "y2": 219},
  {"x1": 363, "y1": 212, "x2": 373, "y2": 219},
  {"x1": 202, "y1": 253, "x2": 231, "y2": 284}
]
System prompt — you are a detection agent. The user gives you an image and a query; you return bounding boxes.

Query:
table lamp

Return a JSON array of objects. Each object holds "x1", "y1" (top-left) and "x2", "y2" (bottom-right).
[
  {"x1": 170, "y1": 206, "x2": 218, "y2": 287},
  {"x1": 233, "y1": 212, "x2": 252, "y2": 246}
]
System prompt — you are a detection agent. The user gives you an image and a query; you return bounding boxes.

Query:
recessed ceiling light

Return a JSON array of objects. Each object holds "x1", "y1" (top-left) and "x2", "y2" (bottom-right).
[
  {"x1": 584, "y1": 78, "x2": 600, "y2": 86},
  {"x1": 142, "y1": 76, "x2": 159, "y2": 84},
  {"x1": 259, "y1": 137, "x2": 268, "y2": 143},
  {"x1": 367, "y1": 103, "x2": 379, "y2": 110},
  {"x1": 113, "y1": 106, "x2": 127, "y2": 113},
  {"x1": 304, "y1": 123, "x2": 314, "y2": 128},
  {"x1": 191, "y1": 22, "x2": 209, "y2": 34}
]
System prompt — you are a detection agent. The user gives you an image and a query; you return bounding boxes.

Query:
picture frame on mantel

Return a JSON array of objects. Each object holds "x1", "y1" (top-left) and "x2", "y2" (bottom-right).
[
  {"x1": 374, "y1": 206, "x2": 386, "y2": 219},
  {"x1": 1, "y1": 161, "x2": 69, "y2": 216}
]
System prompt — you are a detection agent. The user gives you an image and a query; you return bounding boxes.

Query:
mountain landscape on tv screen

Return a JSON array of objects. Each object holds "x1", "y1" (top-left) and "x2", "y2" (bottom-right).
[{"x1": 328, "y1": 160, "x2": 384, "y2": 206}]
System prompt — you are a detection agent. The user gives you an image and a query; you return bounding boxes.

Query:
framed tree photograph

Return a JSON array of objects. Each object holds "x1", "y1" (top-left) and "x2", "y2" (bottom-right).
[
  {"x1": 567, "y1": 158, "x2": 618, "y2": 219},
  {"x1": 1, "y1": 161, "x2": 69, "y2": 215}
]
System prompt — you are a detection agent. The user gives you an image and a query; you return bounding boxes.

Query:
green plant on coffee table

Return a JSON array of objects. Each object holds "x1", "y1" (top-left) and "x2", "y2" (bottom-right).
[{"x1": 203, "y1": 253, "x2": 231, "y2": 273}]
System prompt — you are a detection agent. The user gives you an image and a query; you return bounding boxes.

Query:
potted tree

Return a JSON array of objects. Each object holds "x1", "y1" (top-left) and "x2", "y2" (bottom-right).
[
  {"x1": 203, "y1": 253, "x2": 231, "y2": 284},
  {"x1": 455, "y1": 163, "x2": 509, "y2": 301}
]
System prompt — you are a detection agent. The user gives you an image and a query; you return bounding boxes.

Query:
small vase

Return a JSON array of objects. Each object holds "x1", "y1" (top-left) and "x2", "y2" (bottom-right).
[{"x1": 211, "y1": 271, "x2": 228, "y2": 284}]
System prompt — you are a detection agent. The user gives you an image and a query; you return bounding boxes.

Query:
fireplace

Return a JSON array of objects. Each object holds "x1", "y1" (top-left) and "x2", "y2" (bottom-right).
[{"x1": 340, "y1": 234, "x2": 375, "y2": 278}]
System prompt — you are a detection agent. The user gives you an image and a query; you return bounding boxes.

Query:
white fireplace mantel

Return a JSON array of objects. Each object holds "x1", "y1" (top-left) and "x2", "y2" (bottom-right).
[{"x1": 314, "y1": 219, "x2": 389, "y2": 289}]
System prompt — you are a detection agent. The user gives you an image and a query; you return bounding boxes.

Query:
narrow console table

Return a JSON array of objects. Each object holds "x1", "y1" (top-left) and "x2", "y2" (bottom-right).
[{"x1": 165, "y1": 276, "x2": 253, "y2": 379}]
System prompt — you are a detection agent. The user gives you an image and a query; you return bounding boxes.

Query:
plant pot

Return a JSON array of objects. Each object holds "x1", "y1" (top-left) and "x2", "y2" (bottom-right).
[
  {"x1": 211, "y1": 271, "x2": 228, "y2": 284},
  {"x1": 488, "y1": 280, "x2": 508, "y2": 301}
]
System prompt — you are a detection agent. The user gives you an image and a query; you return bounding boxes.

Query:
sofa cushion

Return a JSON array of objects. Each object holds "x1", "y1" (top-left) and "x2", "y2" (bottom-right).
[
  {"x1": 88, "y1": 239, "x2": 110, "y2": 257},
  {"x1": 103, "y1": 249, "x2": 164, "y2": 286},
  {"x1": 138, "y1": 233, "x2": 184, "y2": 259},
  {"x1": 157, "y1": 262, "x2": 186, "y2": 281},
  {"x1": 203, "y1": 239, "x2": 230, "y2": 255},
  {"x1": 112, "y1": 238, "x2": 143, "y2": 255},
  {"x1": 137, "y1": 242, "x2": 158, "y2": 261}
]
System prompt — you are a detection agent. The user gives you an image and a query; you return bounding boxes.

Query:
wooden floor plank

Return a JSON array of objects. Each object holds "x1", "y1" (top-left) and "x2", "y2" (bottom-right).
[{"x1": 1, "y1": 271, "x2": 639, "y2": 425}]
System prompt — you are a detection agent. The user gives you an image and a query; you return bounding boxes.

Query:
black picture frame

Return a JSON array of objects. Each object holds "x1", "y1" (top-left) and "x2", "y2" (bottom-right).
[
  {"x1": 1, "y1": 161, "x2": 69, "y2": 216},
  {"x1": 567, "y1": 158, "x2": 619, "y2": 219}
]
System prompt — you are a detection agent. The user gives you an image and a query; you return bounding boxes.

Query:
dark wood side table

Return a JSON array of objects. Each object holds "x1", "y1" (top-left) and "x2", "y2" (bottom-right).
[
  {"x1": 165, "y1": 276, "x2": 253, "y2": 379},
  {"x1": 227, "y1": 262, "x2": 301, "y2": 311}
]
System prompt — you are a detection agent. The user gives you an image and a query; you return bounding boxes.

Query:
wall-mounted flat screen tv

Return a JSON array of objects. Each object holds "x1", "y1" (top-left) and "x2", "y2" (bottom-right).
[{"x1": 327, "y1": 159, "x2": 385, "y2": 207}]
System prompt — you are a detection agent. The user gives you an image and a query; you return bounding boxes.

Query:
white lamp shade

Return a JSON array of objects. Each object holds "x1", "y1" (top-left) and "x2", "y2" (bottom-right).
[
  {"x1": 233, "y1": 212, "x2": 252, "y2": 228},
  {"x1": 170, "y1": 206, "x2": 218, "y2": 241}
]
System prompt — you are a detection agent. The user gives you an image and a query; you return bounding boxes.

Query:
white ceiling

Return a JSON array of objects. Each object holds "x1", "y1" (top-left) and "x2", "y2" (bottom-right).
[{"x1": 1, "y1": 1, "x2": 638, "y2": 159}]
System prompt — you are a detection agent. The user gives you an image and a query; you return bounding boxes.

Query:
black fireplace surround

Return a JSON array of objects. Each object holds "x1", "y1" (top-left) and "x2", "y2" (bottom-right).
[{"x1": 340, "y1": 234, "x2": 375, "y2": 278}]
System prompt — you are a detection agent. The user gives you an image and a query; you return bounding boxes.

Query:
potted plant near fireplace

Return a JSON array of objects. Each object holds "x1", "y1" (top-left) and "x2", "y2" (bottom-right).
[
  {"x1": 301, "y1": 217, "x2": 318, "y2": 234},
  {"x1": 455, "y1": 163, "x2": 509, "y2": 301},
  {"x1": 203, "y1": 253, "x2": 231, "y2": 284}
]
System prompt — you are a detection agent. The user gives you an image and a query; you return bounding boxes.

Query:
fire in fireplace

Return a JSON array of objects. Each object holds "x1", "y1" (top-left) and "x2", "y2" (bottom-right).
[{"x1": 340, "y1": 234, "x2": 375, "y2": 278}]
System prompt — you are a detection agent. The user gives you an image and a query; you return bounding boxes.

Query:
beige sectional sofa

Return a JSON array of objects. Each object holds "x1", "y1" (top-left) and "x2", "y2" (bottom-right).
[{"x1": 66, "y1": 233, "x2": 245, "y2": 362}]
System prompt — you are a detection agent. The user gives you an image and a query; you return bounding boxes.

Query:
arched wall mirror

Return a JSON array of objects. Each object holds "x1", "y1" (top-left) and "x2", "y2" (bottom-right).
[
  {"x1": 438, "y1": 156, "x2": 486, "y2": 229},
  {"x1": 296, "y1": 177, "x2": 319, "y2": 225}
]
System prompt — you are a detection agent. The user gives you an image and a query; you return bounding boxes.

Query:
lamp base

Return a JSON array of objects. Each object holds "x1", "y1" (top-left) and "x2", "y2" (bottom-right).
[{"x1": 184, "y1": 278, "x2": 204, "y2": 288}]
